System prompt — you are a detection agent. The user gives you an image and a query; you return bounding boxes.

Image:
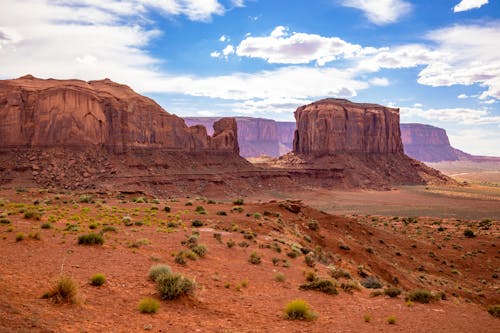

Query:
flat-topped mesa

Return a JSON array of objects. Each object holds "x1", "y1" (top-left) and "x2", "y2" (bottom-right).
[
  {"x1": 0, "y1": 75, "x2": 238, "y2": 154},
  {"x1": 293, "y1": 98, "x2": 403, "y2": 156}
]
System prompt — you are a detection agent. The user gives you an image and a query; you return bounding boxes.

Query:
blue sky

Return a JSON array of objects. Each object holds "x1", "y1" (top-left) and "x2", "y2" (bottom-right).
[{"x1": 1, "y1": 0, "x2": 499, "y2": 155}]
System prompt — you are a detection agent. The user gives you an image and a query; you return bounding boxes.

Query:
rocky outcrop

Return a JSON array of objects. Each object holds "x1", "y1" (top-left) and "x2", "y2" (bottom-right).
[
  {"x1": 184, "y1": 117, "x2": 295, "y2": 157},
  {"x1": 400, "y1": 123, "x2": 471, "y2": 162},
  {"x1": 0, "y1": 75, "x2": 238, "y2": 154},
  {"x1": 293, "y1": 99, "x2": 403, "y2": 156}
]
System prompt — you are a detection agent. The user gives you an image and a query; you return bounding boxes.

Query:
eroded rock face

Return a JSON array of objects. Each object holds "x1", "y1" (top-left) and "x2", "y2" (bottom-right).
[
  {"x1": 0, "y1": 76, "x2": 238, "y2": 154},
  {"x1": 400, "y1": 123, "x2": 470, "y2": 162},
  {"x1": 184, "y1": 117, "x2": 295, "y2": 157},
  {"x1": 293, "y1": 99, "x2": 403, "y2": 156}
]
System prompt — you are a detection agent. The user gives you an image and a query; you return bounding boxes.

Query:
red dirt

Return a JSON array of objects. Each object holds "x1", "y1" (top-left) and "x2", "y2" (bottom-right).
[{"x1": 0, "y1": 189, "x2": 498, "y2": 332}]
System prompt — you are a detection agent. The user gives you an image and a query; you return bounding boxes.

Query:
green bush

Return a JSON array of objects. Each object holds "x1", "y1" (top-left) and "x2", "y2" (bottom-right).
[
  {"x1": 275, "y1": 272, "x2": 286, "y2": 282},
  {"x1": 406, "y1": 289, "x2": 435, "y2": 303},
  {"x1": 0, "y1": 218, "x2": 11, "y2": 224},
  {"x1": 90, "y1": 273, "x2": 106, "y2": 286},
  {"x1": 340, "y1": 280, "x2": 361, "y2": 293},
  {"x1": 191, "y1": 244, "x2": 207, "y2": 257},
  {"x1": 387, "y1": 316, "x2": 396, "y2": 325},
  {"x1": 284, "y1": 299, "x2": 316, "y2": 320},
  {"x1": 156, "y1": 272, "x2": 195, "y2": 300},
  {"x1": 15, "y1": 232, "x2": 26, "y2": 242},
  {"x1": 249, "y1": 252, "x2": 262, "y2": 264},
  {"x1": 42, "y1": 276, "x2": 78, "y2": 303},
  {"x1": 191, "y1": 220, "x2": 203, "y2": 227},
  {"x1": 463, "y1": 229, "x2": 475, "y2": 238},
  {"x1": 488, "y1": 304, "x2": 500, "y2": 317},
  {"x1": 78, "y1": 194, "x2": 94, "y2": 203},
  {"x1": 78, "y1": 233, "x2": 104, "y2": 245},
  {"x1": 138, "y1": 298, "x2": 160, "y2": 314},
  {"x1": 149, "y1": 264, "x2": 171, "y2": 281},
  {"x1": 233, "y1": 198, "x2": 244, "y2": 205},
  {"x1": 384, "y1": 287, "x2": 402, "y2": 298},
  {"x1": 102, "y1": 226, "x2": 117, "y2": 233},
  {"x1": 304, "y1": 254, "x2": 315, "y2": 267},
  {"x1": 164, "y1": 206, "x2": 171, "y2": 212},
  {"x1": 299, "y1": 278, "x2": 337, "y2": 295},
  {"x1": 361, "y1": 276, "x2": 383, "y2": 289},
  {"x1": 328, "y1": 266, "x2": 351, "y2": 279},
  {"x1": 23, "y1": 210, "x2": 43, "y2": 220},
  {"x1": 40, "y1": 222, "x2": 51, "y2": 229},
  {"x1": 216, "y1": 211, "x2": 227, "y2": 216}
]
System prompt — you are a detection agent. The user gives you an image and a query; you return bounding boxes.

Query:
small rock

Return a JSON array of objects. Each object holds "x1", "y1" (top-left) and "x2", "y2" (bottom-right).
[{"x1": 144, "y1": 324, "x2": 152, "y2": 331}]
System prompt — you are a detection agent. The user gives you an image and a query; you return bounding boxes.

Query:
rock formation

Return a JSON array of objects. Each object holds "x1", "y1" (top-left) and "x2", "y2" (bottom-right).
[
  {"x1": 400, "y1": 123, "x2": 471, "y2": 162},
  {"x1": 184, "y1": 117, "x2": 295, "y2": 157},
  {"x1": 274, "y1": 98, "x2": 451, "y2": 187},
  {"x1": 293, "y1": 98, "x2": 403, "y2": 156},
  {"x1": 0, "y1": 75, "x2": 250, "y2": 190},
  {"x1": 0, "y1": 75, "x2": 238, "y2": 153}
]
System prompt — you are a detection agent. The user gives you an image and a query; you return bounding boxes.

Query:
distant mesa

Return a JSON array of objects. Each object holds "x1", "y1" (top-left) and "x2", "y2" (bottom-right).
[{"x1": 185, "y1": 117, "x2": 294, "y2": 158}]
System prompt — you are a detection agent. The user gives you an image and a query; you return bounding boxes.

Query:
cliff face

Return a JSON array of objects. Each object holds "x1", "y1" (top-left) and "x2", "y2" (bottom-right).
[
  {"x1": 0, "y1": 75, "x2": 238, "y2": 154},
  {"x1": 400, "y1": 123, "x2": 471, "y2": 162},
  {"x1": 293, "y1": 99, "x2": 403, "y2": 156},
  {"x1": 184, "y1": 117, "x2": 295, "y2": 157}
]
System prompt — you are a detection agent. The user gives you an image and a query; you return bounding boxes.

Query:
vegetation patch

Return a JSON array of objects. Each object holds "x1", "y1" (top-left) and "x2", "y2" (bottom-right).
[
  {"x1": 90, "y1": 273, "x2": 106, "y2": 286},
  {"x1": 42, "y1": 276, "x2": 78, "y2": 304},
  {"x1": 284, "y1": 299, "x2": 316, "y2": 321},
  {"x1": 78, "y1": 233, "x2": 104, "y2": 245},
  {"x1": 138, "y1": 298, "x2": 160, "y2": 314},
  {"x1": 156, "y1": 272, "x2": 196, "y2": 300},
  {"x1": 299, "y1": 278, "x2": 337, "y2": 295}
]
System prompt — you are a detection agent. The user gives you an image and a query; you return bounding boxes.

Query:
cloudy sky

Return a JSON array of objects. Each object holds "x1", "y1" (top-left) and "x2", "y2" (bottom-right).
[{"x1": 1, "y1": 0, "x2": 499, "y2": 155}]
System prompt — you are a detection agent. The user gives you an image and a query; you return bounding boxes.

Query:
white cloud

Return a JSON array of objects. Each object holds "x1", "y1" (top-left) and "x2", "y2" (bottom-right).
[
  {"x1": 369, "y1": 77, "x2": 390, "y2": 86},
  {"x1": 453, "y1": 0, "x2": 489, "y2": 13},
  {"x1": 222, "y1": 44, "x2": 235, "y2": 57},
  {"x1": 340, "y1": 0, "x2": 412, "y2": 25},
  {"x1": 401, "y1": 106, "x2": 500, "y2": 125},
  {"x1": 236, "y1": 26, "x2": 364, "y2": 66},
  {"x1": 210, "y1": 51, "x2": 221, "y2": 58},
  {"x1": 413, "y1": 103, "x2": 423, "y2": 108},
  {"x1": 231, "y1": 0, "x2": 245, "y2": 7},
  {"x1": 449, "y1": 128, "x2": 500, "y2": 156},
  {"x1": 418, "y1": 23, "x2": 500, "y2": 100},
  {"x1": 232, "y1": 97, "x2": 313, "y2": 114},
  {"x1": 458, "y1": 94, "x2": 469, "y2": 99},
  {"x1": 480, "y1": 99, "x2": 496, "y2": 104},
  {"x1": 219, "y1": 35, "x2": 228, "y2": 42}
]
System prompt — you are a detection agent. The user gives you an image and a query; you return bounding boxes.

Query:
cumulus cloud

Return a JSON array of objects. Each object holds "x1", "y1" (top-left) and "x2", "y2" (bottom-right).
[
  {"x1": 449, "y1": 128, "x2": 500, "y2": 156},
  {"x1": 235, "y1": 26, "x2": 365, "y2": 66},
  {"x1": 401, "y1": 106, "x2": 500, "y2": 125},
  {"x1": 369, "y1": 77, "x2": 390, "y2": 86},
  {"x1": 419, "y1": 23, "x2": 500, "y2": 100},
  {"x1": 453, "y1": 0, "x2": 489, "y2": 13},
  {"x1": 458, "y1": 94, "x2": 469, "y2": 99},
  {"x1": 340, "y1": 0, "x2": 412, "y2": 25}
]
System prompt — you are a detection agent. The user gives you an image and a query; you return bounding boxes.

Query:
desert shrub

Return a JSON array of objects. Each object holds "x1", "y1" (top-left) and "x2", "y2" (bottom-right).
[
  {"x1": 0, "y1": 218, "x2": 11, "y2": 224},
  {"x1": 406, "y1": 289, "x2": 435, "y2": 303},
  {"x1": 149, "y1": 264, "x2": 171, "y2": 281},
  {"x1": 361, "y1": 276, "x2": 383, "y2": 289},
  {"x1": 364, "y1": 314, "x2": 372, "y2": 323},
  {"x1": 102, "y1": 226, "x2": 117, "y2": 233},
  {"x1": 42, "y1": 276, "x2": 78, "y2": 303},
  {"x1": 328, "y1": 266, "x2": 351, "y2": 279},
  {"x1": 156, "y1": 272, "x2": 195, "y2": 300},
  {"x1": 207, "y1": 199, "x2": 216, "y2": 204},
  {"x1": 299, "y1": 278, "x2": 337, "y2": 295},
  {"x1": 249, "y1": 252, "x2": 262, "y2": 264},
  {"x1": 275, "y1": 272, "x2": 286, "y2": 282},
  {"x1": 226, "y1": 239, "x2": 235, "y2": 248},
  {"x1": 122, "y1": 216, "x2": 133, "y2": 226},
  {"x1": 339, "y1": 243, "x2": 350, "y2": 251},
  {"x1": 488, "y1": 305, "x2": 500, "y2": 318},
  {"x1": 307, "y1": 220, "x2": 319, "y2": 231},
  {"x1": 41, "y1": 222, "x2": 52, "y2": 229},
  {"x1": 90, "y1": 273, "x2": 106, "y2": 286},
  {"x1": 15, "y1": 232, "x2": 26, "y2": 242},
  {"x1": 29, "y1": 232, "x2": 41, "y2": 240},
  {"x1": 89, "y1": 222, "x2": 99, "y2": 229},
  {"x1": 174, "y1": 252, "x2": 187, "y2": 265},
  {"x1": 195, "y1": 206, "x2": 206, "y2": 214},
  {"x1": 463, "y1": 229, "x2": 475, "y2": 238},
  {"x1": 304, "y1": 254, "x2": 315, "y2": 267},
  {"x1": 78, "y1": 194, "x2": 93, "y2": 203},
  {"x1": 370, "y1": 290, "x2": 384, "y2": 297},
  {"x1": 238, "y1": 241, "x2": 249, "y2": 248},
  {"x1": 213, "y1": 233, "x2": 222, "y2": 243},
  {"x1": 479, "y1": 219, "x2": 492, "y2": 230},
  {"x1": 384, "y1": 287, "x2": 402, "y2": 298},
  {"x1": 272, "y1": 257, "x2": 281, "y2": 266},
  {"x1": 138, "y1": 297, "x2": 160, "y2": 314},
  {"x1": 284, "y1": 299, "x2": 316, "y2": 320},
  {"x1": 163, "y1": 206, "x2": 171, "y2": 212},
  {"x1": 340, "y1": 280, "x2": 361, "y2": 293},
  {"x1": 216, "y1": 211, "x2": 227, "y2": 216},
  {"x1": 23, "y1": 210, "x2": 43, "y2": 220},
  {"x1": 78, "y1": 233, "x2": 104, "y2": 245},
  {"x1": 233, "y1": 198, "x2": 244, "y2": 205},
  {"x1": 185, "y1": 201, "x2": 193, "y2": 206},
  {"x1": 387, "y1": 316, "x2": 396, "y2": 325},
  {"x1": 304, "y1": 270, "x2": 318, "y2": 282},
  {"x1": 232, "y1": 206, "x2": 244, "y2": 213},
  {"x1": 64, "y1": 224, "x2": 80, "y2": 232},
  {"x1": 287, "y1": 251, "x2": 299, "y2": 259},
  {"x1": 191, "y1": 244, "x2": 207, "y2": 257},
  {"x1": 191, "y1": 220, "x2": 203, "y2": 227},
  {"x1": 133, "y1": 196, "x2": 147, "y2": 203}
]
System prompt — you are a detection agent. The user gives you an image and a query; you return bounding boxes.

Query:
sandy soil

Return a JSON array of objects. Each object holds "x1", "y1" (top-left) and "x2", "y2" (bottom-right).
[{"x1": 0, "y1": 189, "x2": 499, "y2": 332}]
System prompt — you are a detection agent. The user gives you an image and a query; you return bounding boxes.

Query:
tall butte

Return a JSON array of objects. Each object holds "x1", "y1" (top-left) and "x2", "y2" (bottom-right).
[
  {"x1": 0, "y1": 75, "x2": 249, "y2": 190},
  {"x1": 282, "y1": 98, "x2": 450, "y2": 187}
]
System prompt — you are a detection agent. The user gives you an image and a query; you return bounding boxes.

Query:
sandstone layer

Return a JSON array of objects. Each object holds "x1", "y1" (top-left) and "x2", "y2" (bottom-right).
[
  {"x1": 0, "y1": 75, "x2": 238, "y2": 153},
  {"x1": 293, "y1": 99, "x2": 403, "y2": 156},
  {"x1": 185, "y1": 117, "x2": 294, "y2": 157},
  {"x1": 400, "y1": 123, "x2": 472, "y2": 162}
]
